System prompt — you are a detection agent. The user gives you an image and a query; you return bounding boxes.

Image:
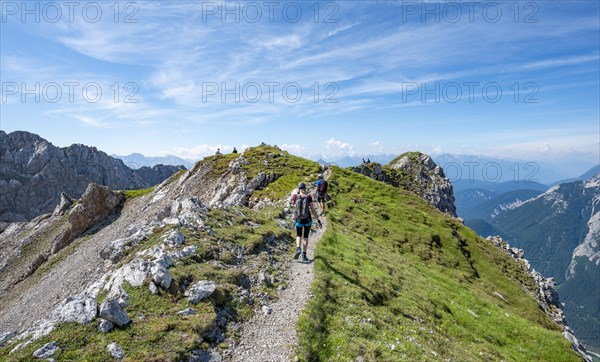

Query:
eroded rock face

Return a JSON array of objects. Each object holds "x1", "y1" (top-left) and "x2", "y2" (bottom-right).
[
  {"x1": 389, "y1": 153, "x2": 456, "y2": 217},
  {"x1": 0, "y1": 130, "x2": 184, "y2": 223},
  {"x1": 69, "y1": 183, "x2": 124, "y2": 236}
]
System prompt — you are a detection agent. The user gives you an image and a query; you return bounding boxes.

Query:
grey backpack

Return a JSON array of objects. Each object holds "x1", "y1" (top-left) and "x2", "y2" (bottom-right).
[{"x1": 294, "y1": 195, "x2": 311, "y2": 221}]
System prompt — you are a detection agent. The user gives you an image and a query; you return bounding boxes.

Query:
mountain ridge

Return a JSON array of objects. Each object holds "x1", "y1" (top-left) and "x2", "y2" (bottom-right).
[
  {"x1": 112, "y1": 153, "x2": 194, "y2": 169},
  {"x1": 0, "y1": 131, "x2": 185, "y2": 225},
  {"x1": 491, "y1": 172, "x2": 600, "y2": 352},
  {"x1": 0, "y1": 144, "x2": 590, "y2": 361}
]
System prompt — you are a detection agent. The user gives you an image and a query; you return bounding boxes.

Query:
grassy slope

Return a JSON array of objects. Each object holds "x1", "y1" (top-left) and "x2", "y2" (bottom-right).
[
  {"x1": 0, "y1": 147, "x2": 580, "y2": 361},
  {"x1": 0, "y1": 146, "x2": 321, "y2": 361},
  {"x1": 298, "y1": 167, "x2": 579, "y2": 361}
]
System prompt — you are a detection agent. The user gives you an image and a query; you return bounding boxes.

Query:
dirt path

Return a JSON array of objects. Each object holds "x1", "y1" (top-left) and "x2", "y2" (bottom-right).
[{"x1": 226, "y1": 216, "x2": 327, "y2": 362}]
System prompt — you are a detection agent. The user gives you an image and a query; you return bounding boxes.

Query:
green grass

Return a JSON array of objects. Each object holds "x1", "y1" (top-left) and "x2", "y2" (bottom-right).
[
  {"x1": 123, "y1": 187, "x2": 155, "y2": 200},
  {"x1": 1, "y1": 146, "x2": 579, "y2": 361},
  {"x1": 0, "y1": 145, "x2": 313, "y2": 361},
  {"x1": 239, "y1": 145, "x2": 321, "y2": 202},
  {"x1": 2, "y1": 281, "x2": 216, "y2": 361},
  {"x1": 297, "y1": 167, "x2": 579, "y2": 361}
]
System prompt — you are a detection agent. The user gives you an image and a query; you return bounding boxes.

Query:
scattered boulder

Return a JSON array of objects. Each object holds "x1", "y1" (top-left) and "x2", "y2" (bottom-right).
[
  {"x1": 148, "y1": 282, "x2": 159, "y2": 295},
  {"x1": 106, "y1": 342, "x2": 125, "y2": 361},
  {"x1": 262, "y1": 306, "x2": 272, "y2": 315},
  {"x1": 162, "y1": 230, "x2": 185, "y2": 245},
  {"x1": 107, "y1": 284, "x2": 130, "y2": 308},
  {"x1": 100, "y1": 239, "x2": 127, "y2": 263},
  {"x1": 98, "y1": 319, "x2": 114, "y2": 333},
  {"x1": 185, "y1": 281, "x2": 217, "y2": 304},
  {"x1": 32, "y1": 341, "x2": 59, "y2": 358},
  {"x1": 151, "y1": 264, "x2": 172, "y2": 290},
  {"x1": 51, "y1": 297, "x2": 97, "y2": 324},
  {"x1": 99, "y1": 298, "x2": 131, "y2": 327}
]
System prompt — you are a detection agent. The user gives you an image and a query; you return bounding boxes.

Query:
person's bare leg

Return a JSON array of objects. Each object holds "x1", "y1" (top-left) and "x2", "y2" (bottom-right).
[
  {"x1": 302, "y1": 237, "x2": 309, "y2": 253},
  {"x1": 294, "y1": 231, "x2": 302, "y2": 259}
]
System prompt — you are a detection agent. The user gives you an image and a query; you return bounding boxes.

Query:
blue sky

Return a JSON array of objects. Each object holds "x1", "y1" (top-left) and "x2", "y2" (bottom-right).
[{"x1": 1, "y1": 1, "x2": 599, "y2": 167}]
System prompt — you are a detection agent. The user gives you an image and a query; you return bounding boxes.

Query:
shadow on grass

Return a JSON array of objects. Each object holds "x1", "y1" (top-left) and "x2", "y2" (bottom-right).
[{"x1": 315, "y1": 256, "x2": 389, "y2": 307}]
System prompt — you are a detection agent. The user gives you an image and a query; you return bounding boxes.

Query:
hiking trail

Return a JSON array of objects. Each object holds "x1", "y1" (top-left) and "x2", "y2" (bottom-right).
[{"x1": 226, "y1": 212, "x2": 327, "y2": 361}]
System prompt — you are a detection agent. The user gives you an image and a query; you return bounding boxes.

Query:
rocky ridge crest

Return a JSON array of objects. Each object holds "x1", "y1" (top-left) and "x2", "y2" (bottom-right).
[{"x1": 352, "y1": 152, "x2": 457, "y2": 216}]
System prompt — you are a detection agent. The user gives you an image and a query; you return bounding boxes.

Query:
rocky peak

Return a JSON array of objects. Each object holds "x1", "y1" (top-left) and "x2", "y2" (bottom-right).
[
  {"x1": 352, "y1": 152, "x2": 457, "y2": 217},
  {"x1": 390, "y1": 152, "x2": 456, "y2": 216},
  {"x1": 0, "y1": 131, "x2": 184, "y2": 223}
]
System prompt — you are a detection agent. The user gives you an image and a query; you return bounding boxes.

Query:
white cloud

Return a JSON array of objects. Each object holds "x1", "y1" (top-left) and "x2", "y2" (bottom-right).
[
  {"x1": 431, "y1": 145, "x2": 444, "y2": 155},
  {"x1": 281, "y1": 144, "x2": 307, "y2": 156},
  {"x1": 325, "y1": 138, "x2": 356, "y2": 157},
  {"x1": 371, "y1": 141, "x2": 384, "y2": 153},
  {"x1": 71, "y1": 115, "x2": 112, "y2": 128},
  {"x1": 171, "y1": 144, "x2": 232, "y2": 160}
]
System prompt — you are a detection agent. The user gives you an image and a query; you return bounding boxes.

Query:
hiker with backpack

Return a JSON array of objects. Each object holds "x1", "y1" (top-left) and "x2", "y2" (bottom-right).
[
  {"x1": 291, "y1": 182, "x2": 322, "y2": 263},
  {"x1": 315, "y1": 174, "x2": 328, "y2": 215}
]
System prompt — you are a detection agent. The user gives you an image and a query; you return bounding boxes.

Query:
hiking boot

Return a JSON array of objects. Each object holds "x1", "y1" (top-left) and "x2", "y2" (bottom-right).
[
  {"x1": 301, "y1": 253, "x2": 309, "y2": 263},
  {"x1": 293, "y1": 247, "x2": 301, "y2": 260}
]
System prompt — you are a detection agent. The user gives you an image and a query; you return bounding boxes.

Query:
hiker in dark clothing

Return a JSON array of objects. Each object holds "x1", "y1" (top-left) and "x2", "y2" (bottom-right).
[
  {"x1": 315, "y1": 174, "x2": 328, "y2": 215},
  {"x1": 291, "y1": 182, "x2": 321, "y2": 263},
  {"x1": 232, "y1": 147, "x2": 238, "y2": 154}
]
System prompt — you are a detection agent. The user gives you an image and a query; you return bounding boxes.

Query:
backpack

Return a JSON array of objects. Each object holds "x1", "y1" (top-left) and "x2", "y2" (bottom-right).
[
  {"x1": 294, "y1": 195, "x2": 311, "y2": 221},
  {"x1": 318, "y1": 180, "x2": 328, "y2": 193}
]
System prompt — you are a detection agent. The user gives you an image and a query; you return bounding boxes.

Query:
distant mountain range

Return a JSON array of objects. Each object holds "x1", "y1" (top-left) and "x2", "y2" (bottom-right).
[
  {"x1": 552, "y1": 164, "x2": 600, "y2": 186},
  {"x1": 313, "y1": 154, "x2": 396, "y2": 168},
  {"x1": 461, "y1": 171, "x2": 600, "y2": 353},
  {"x1": 313, "y1": 153, "x2": 595, "y2": 185},
  {"x1": 112, "y1": 153, "x2": 195, "y2": 169}
]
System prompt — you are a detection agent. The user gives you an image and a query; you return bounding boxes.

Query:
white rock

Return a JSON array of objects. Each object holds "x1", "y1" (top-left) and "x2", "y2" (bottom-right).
[
  {"x1": 99, "y1": 299, "x2": 131, "y2": 327},
  {"x1": 185, "y1": 281, "x2": 217, "y2": 304},
  {"x1": 149, "y1": 282, "x2": 159, "y2": 295},
  {"x1": 163, "y1": 230, "x2": 185, "y2": 245},
  {"x1": 98, "y1": 319, "x2": 114, "y2": 333},
  {"x1": 51, "y1": 297, "x2": 97, "y2": 324},
  {"x1": 32, "y1": 341, "x2": 59, "y2": 358},
  {"x1": 151, "y1": 264, "x2": 172, "y2": 290},
  {"x1": 106, "y1": 342, "x2": 125, "y2": 360},
  {"x1": 0, "y1": 332, "x2": 15, "y2": 347}
]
